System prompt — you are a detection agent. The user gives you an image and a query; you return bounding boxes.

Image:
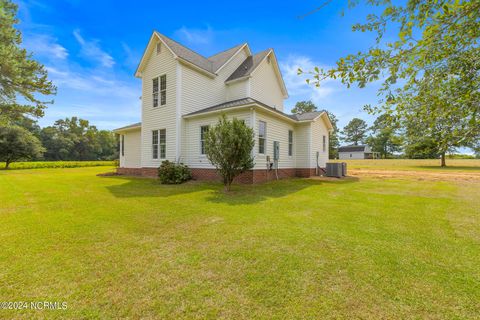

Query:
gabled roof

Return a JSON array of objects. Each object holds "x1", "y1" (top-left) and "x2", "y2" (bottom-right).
[
  {"x1": 135, "y1": 32, "x2": 249, "y2": 77},
  {"x1": 208, "y1": 43, "x2": 249, "y2": 73},
  {"x1": 225, "y1": 49, "x2": 270, "y2": 82},
  {"x1": 183, "y1": 98, "x2": 332, "y2": 130},
  {"x1": 338, "y1": 145, "x2": 367, "y2": 152},
  {"x1": 113, "y1": 122, "x2": 141, "y2": 133}
]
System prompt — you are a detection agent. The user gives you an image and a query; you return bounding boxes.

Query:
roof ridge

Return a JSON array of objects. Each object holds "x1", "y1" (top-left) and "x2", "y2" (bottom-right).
[{"x1": 208, "y1": 43, "x2": 246, "y2": 60}]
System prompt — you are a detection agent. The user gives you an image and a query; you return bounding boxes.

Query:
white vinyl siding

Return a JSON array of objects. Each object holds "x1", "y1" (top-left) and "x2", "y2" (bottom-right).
[
  {"x1": 119, "y1": 128, "x2": 141, "y2": 168},
  {"x1": 250, "y1": 55, "x2": 285, "y2": 111},
  {"x1": 180, "y1": 48, "x2": 249, "y2": 116},
  {"x1": 258, "y1": 121, "x2": 266, "y2": 154},
  {"x1": 253, "y1": 110, "x2": 295, "y2": 170},
  {"x1": 141, "y1": 39, "x2": 177, "y2": 167},
  {"x1": 295, "y1": 123, "x2": 310, "y2": 168},
  {"x1": 310, "y1": 118, "x2": 329, "y2": 168},
  {"x1": 183, "y1": 110, "x2": 251, "y2": 168}
]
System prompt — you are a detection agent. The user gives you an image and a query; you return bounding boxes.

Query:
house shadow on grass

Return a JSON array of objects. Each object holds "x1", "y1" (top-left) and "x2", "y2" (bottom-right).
[
  {"x1": 205, "y1": 176, "x2": 359, "y2": 206},
  {"x1": 101, "y1": 174, "x2": 359, "y2": 205}
]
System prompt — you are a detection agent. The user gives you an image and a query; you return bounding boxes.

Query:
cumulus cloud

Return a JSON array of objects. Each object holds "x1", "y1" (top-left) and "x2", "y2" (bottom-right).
[
  {"x1": 173, "y1": 26, "x2": 214, "y2": 45},
  {"x1": 73, "y1": 29, "x2": 115, "y2": 68},
  {"x1": 280, "y1": 55, "x2": 336, "y2": 105}
]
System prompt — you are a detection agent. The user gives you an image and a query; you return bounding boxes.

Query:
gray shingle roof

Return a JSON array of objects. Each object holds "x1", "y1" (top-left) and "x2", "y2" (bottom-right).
[
  {"x1": 184, "y1": 98, "x2": 324, "y2": 123},
  {"x1": 225, "y1": 49, "x2": 271, "y2": 82},
  {"x1": 113, "y1": 122, "x2": 141, "y2": 132},
  {"x1": 289, "y1": 111, "x2": 323, "y2": 121},
  {"x1": 208, "y1": 43, "x2": 246, "y2": 72},
  {"x1": 155, "y1": 32, "x2": 246, "y2": 75},
  {"x1": 338, "y1": 145, "x2": 367, "y2": 152}
]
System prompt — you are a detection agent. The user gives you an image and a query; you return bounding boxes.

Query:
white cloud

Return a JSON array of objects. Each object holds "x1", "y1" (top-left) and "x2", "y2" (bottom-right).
[
  {"x1": 173, "y1": 26, "x2": 214, "y2": 45},
  {"x1": 23, "y1": 34, "x2": 68, "y2": 60},
  {"x1": 280, "y1": 55, "x2": 338, "y2": 107},
  {"x1": 73, "y1": 29, "x2": 115, "y2": 68}
]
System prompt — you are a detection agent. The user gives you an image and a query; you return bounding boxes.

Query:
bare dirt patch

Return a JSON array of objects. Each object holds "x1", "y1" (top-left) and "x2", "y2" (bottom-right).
[{"x1": 348, "y1": 169, "x2": 480, "y2": 182}]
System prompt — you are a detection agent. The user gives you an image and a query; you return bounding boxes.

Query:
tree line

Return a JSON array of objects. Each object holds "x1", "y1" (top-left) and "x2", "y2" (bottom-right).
[{"x1": 291, "y1": 100, "x2": 480, "y2": 162}]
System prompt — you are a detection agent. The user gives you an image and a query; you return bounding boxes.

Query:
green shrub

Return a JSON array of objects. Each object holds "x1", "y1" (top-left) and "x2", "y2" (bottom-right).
[{"x1": 158, "y1": 160, "x2": 192, "y2": 184}]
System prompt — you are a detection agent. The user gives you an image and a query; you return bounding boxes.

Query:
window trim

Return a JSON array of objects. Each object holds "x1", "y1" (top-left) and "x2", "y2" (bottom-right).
[
  {"x1": 152, "y1": 74, "x2": 166, "y2": 108},
  {"x1": 159, "y1": 129, "x2": 166, "y2": 159},
  {"x1": 288, "y1": 130, "x2": 293, "y2": 156},
  {"x1": 258, "y1": 120, "x2": 266, "y2": 154},
  {"x1": 200, "y1": 125, "x2": 209, "y2": 155},
  {"x1": 322, "y1": 135, "x2": 326, "y2": 152},
  {"x1": 152, "y1": 130, "x2": 159, "y2": 159},
  {"x1": 121, "y1": 135, "x2": 125, "y2": 157}
]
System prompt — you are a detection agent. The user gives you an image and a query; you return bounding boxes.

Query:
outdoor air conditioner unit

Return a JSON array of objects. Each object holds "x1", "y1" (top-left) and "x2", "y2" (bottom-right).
[
  {"x1": 341, "y1": 162, "x2": 347, "y2": 176},
  {"x1": 326, "y1": 163, "x2": 343, "y2": 178}
]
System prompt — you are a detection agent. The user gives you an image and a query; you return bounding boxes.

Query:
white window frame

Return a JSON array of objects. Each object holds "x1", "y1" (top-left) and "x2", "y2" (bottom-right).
[
  {"x1": 288, "y1": 130, "x2": 293, "y2": 156},
  {"x1": 200, "y1": 125, "x2": 209, "y2": 155},
  {"x1": 156, "y1": 42, "x2": 161, "y2": 55},
  {"x1": 152, "y1": 74, "x2": 166, "y2": 108},
  {"x1": 258, "y1": 121, "x2": 266, "y2": 154},
  {"x1": 159, "y1": 129, "x2": 166, "y2": 159},
  {"x1": 323, "y1": 135, "x2": 326, "y2": 152},
  {"x1": 152, "y1": 130, "x2": 159, "y2": 159},
  {"x1": 160, "y1": 74, "x2": 166, "y2": 106}
]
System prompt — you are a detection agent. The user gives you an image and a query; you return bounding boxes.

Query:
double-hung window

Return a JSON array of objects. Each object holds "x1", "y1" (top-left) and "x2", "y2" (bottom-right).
[
  {"x1": 152, "y1": 130, "x2": 159, "y2": 159},
  {"x1": 288, "y1": 130, "x2": 293, "y2": 156},
  {"x1": 258, "y1": 121, "x2": 266, "y2": 154},
  {"x1": 200, "y1": 125, "x2": 209, "y2": 155},
  {"x1": 152, "y1": 75, "x2": 166, "y2": 107},
  {"x1": 323, "y1": 135, "x2": 327, "y2": 152},
  {"x1": 152, "y1": 129, "x2": 166, "y2": 159}
]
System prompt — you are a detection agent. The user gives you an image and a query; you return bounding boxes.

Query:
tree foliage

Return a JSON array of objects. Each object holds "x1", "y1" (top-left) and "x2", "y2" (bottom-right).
[
  {"x1": 300, "y1": 0, "x2": 480, "y2": 166},
  {"x1": 204, "y1": 115, "x2": 255, "y2": 191},
  {"x1": 40, "y1": 117, "x2": 118, "y2": 161},
  {"x1": 291, "y1": 100, "x2": 318, "y2": 114},
  {"x1": 325, "y1": 111, "x2": 340, "y2": 159},
  {"x1": 366, "y1": 114, "x2": 402, "y2": 158},
  {"x1": 0, "y1": 0, "x2": 56, "y2": 124},
  {"x1": 341, "y1": 118, "x2": 368, "y2": 145},
  {"x1": 0, "y1": 125, "x2": 44, "y2": 168}
]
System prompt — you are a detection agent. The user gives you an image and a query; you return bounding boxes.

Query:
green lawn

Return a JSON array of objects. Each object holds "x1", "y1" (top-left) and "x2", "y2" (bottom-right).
[
  {"x1": 0, "y1": 160, "x2": 116, "y2": 170},
  {"x1": 0, "y1": 166, "x2": 479, "y2": 319}
]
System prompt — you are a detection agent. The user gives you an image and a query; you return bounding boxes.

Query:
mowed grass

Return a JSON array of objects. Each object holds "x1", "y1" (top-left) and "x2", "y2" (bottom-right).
[{"x1": 0, "y1": 166, "x2": 479, "y2": 319}]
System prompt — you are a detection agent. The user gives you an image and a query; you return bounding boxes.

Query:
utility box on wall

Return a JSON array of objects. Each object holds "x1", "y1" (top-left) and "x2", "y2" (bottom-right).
[{"x1": 273, "y1": 141, "x2": 280, "y2": 161}]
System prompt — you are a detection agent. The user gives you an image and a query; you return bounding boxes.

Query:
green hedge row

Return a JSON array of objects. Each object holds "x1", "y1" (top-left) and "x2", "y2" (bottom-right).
[{"x1": 1, "y1": 161, "x2": 116, "y2": 170}]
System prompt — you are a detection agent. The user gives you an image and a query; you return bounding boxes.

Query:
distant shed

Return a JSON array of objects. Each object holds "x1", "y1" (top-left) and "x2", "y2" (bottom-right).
[{"x1": 338, "y1": 145, "x2": 379, "y2": 159}]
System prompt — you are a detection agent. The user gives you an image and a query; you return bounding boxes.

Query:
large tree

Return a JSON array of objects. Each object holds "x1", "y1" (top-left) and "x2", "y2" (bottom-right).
[
  {"x1": 341, "y1": 118, "x2": 368, "y2": 145},
  {"x1": 366, "y1": 114, "x2": 402, "y2": 158},
  {"x1": 291, "y1": 100, "x2": 318, "y2": 114},
  {"x1": 325, "y1": 111, "x2": 339, "y2": 159},
  {"x1": 0, "y1": 0, "x2": 56, "y2": 124},
  {"x1": 300, "y1": 0, "x2": 480, "y2": 166},
  {"x1": 0, "y1": 126, "x2": 44, "y2": 168},
  {"x1": 204, "y1": 115, "x2": 255, "y2": 191}
]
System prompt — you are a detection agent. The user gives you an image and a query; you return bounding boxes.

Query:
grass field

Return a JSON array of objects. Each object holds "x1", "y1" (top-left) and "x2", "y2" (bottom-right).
[
  {"x1": 0, "y1": 162, "x2": 479, "y2": 319},
  {"x1": 333, "y1": 158, "x2": 480, "y2": 171}
]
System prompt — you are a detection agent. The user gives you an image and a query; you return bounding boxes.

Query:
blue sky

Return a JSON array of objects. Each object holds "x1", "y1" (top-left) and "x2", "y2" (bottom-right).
[{"x1": 17, "y1": 0, "x2": 384, "y2": 131}]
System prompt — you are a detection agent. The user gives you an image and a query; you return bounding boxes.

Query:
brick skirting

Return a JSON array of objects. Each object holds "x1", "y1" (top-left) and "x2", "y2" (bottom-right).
[{"x1": 117, "y1": 167, "x2": 321, "y2": 183}]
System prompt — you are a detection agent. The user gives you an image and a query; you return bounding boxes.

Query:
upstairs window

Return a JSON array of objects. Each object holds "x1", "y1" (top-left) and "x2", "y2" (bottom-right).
[
  {"x1": 200, "y1": 125, "x2": 209, "y2": 155},
  {"x1": 258, "y1": 121, "x2": 266, "y2": 154},
  {"x1": 156, "y1": 42, "x2": 161, "y2": 55},
  {"x1": 152, "y1": 74, "x2": 166, "y2": 107},
  {"x1": 152, "y1": 78, "x2": 159, "y2": 107},
  {"x1": 160, "y1": 74, "x2": 166, "y2": 106},
  {"x1": 288, "y1": 130, "x2": 293, "y2": 156},
  {"x1": 323, "y1": 135, "x2": 326, "y2": 152}
]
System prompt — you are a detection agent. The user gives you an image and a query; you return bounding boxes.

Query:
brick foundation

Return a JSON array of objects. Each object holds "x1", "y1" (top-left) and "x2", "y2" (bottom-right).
[{"x1": 118, "y1": 166, "x2": 321, "y2": 183}]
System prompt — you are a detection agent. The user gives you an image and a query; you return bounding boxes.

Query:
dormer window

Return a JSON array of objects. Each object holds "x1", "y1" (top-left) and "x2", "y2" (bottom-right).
[
  {"x1": 156, "y1": 42, "x2": 161, "y2": 55},
  {"x1": 267, "y1": 55, "x2": 271, "y2": 64}
]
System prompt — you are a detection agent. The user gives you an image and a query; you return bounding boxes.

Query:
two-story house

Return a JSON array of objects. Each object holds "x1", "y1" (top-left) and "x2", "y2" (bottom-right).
[{"x1": 114, "y1": 31, "x2": 333, "y2": 183}]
